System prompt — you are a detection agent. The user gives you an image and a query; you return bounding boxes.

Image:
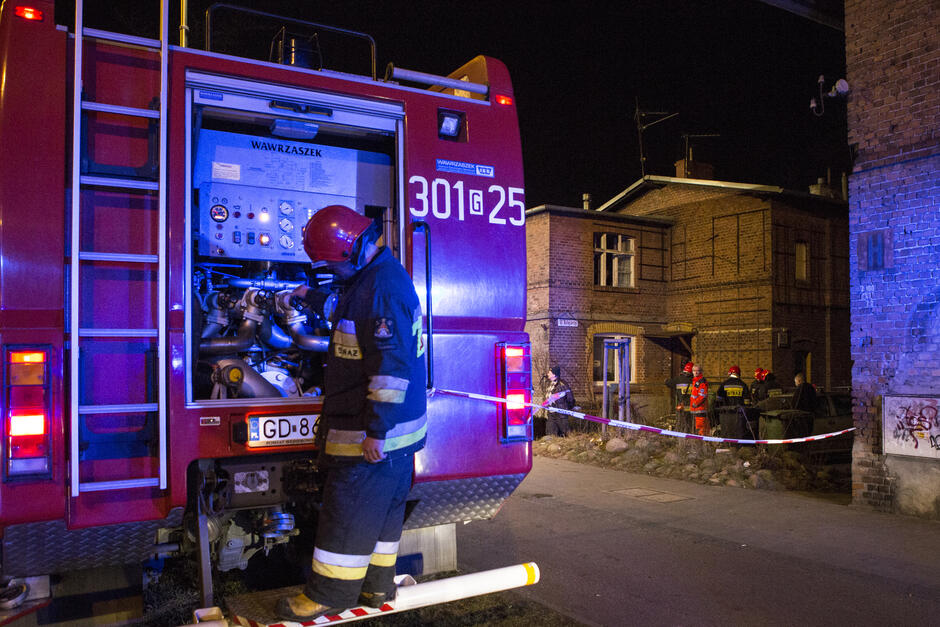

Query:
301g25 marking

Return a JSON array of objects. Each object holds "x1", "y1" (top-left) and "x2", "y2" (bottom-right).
[{"x1": 409, "y1": 175, "x2": 524, "y2": 226}]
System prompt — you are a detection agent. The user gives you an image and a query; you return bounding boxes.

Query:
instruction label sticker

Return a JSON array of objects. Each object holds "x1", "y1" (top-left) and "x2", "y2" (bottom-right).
[
  {"x1": 436, "y1": 159, "x2": 494, "y2": 178},
  {"x1": 212, "y1": 162, "x2": 241, "y2": 181}
]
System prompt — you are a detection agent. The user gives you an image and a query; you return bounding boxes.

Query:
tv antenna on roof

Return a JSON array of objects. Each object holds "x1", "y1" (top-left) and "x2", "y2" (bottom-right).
[{"x1": 635, "y1": 97, "x2": 678, "y2": 177}]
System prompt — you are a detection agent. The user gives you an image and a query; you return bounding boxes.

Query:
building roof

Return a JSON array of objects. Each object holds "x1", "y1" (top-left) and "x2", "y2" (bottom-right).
[
  {"x1": 525, "y1": 203, "x2": 674, "y2": 227},
  {"x1": 596, "y1": 175, "x2": 847, "y2": 214}
]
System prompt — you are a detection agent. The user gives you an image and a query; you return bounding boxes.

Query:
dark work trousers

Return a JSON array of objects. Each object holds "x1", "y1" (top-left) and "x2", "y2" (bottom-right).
[
  {"x1": 546, "y1": 410, "x2": 569, "y2": 436},
  {"x1": 676, "y1": 410, "x2": 693, "y2": 434},
  {"x1": 305, "y1": 455, "x2": 414, "y2": 608}
]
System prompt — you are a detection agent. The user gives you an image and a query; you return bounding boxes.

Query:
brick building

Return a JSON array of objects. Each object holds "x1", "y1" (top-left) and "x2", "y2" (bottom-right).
[
  {"x1": 845, "y1": 0, "x2": 940, "y2": 518},
  {"x1": 526, "y1": 172, "x2": 850, "y2": 421}
]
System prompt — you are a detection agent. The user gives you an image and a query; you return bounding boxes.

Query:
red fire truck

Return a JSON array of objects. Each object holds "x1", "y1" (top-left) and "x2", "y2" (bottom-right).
[{"x1": 0, "y1": 0, "x2": 531, "y2": 602}]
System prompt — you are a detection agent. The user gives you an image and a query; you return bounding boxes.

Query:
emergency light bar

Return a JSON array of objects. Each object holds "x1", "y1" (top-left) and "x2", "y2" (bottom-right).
[{"x1": 4, "y1": 345, "x2": 52, "y2": 479}]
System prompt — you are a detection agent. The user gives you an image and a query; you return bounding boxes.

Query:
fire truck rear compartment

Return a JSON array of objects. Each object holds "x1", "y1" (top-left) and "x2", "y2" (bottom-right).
[{"x1": 188, "y1": 107, "x2": 396, "y2": 402}]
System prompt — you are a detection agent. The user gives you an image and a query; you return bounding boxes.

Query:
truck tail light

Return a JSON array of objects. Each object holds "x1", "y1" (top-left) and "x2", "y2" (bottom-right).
[
  {"x1": 4, "y1": 346, "x2": 52, "y2": 478},
  {"x1": 497, "y1": 342, "x2": 531, "y2": 442},
  {"x1": 14, "y1": 6, "x2": 44, "y2": 21}
]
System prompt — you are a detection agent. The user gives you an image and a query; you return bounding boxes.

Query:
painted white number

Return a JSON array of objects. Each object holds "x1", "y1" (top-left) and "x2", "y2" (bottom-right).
[
  {"x1": 508, "y1": 187, "x2": 525, "y2": 226},
  {"x1": 409, "y1": 175, "x2": 428, "y2": 217},
  {"x1": 408, "y1": 175, "x2": 525, "y2": 227},
  {"x1": 453, "y1": 180, "x2": 465, "y2": 220},
  {"x1": 431, "y1": 178, "x2": 451, "y2": 219},
  {"x1": 488, "y1": 185, "x2": 506, "y2": 225}
]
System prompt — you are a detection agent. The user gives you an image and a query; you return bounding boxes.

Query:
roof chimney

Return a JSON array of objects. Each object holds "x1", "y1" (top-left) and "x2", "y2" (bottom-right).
[
  {"x1": 582, "y1": 193, "x2": 592, "y2": 211},
  {"x1": 674, "y1": 158, "x2": 714, "y2": 180}
]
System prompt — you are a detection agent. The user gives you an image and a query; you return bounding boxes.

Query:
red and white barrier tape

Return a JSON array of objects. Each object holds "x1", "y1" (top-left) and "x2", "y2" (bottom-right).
[{"x1": 434, "y1": 388, "x2": 855, "y2": 445}]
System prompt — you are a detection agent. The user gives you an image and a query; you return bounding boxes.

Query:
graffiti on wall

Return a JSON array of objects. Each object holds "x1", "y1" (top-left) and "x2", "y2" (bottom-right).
[{"x1": 883, "y1": 395, "x2": 940, "y2": 458}]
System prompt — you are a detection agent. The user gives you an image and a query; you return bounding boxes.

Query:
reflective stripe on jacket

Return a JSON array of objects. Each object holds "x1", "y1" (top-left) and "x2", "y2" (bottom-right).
[
  {"x1": 690, "y1": 376, "x2": 708, "y2": 413},
  {"x1": 320, "y1": 247, "x2": 427, "y2": 463}
]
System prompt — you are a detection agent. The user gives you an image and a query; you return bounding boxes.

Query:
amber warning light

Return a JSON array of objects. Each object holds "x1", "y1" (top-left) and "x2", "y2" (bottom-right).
[
  {"x1": 494, "y1": 95, "x2": 514, "y2": 106},
  {"x1": 9, "y1": 351, "x2": 46, "y2": 364},
  {"x1": 15, "y1": 6, "x2": 44, "y2": 20}
]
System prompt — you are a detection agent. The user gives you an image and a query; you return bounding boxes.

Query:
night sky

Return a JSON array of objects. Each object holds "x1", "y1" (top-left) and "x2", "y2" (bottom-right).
[{"x1": 70, "y1": 0, "x2": 849, "y2": 209}]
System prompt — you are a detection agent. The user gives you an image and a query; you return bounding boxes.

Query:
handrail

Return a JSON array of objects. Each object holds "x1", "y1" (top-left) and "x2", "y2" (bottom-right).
[
  {"x1": 205, "y1": 3, "x2": 377, "y2": 80},
  {"x1": 385, "y1": 63, "x2": 489, "y2": 97},
  {"x1": 411, "y1": 221, "x2": 433, "y2": 389}
]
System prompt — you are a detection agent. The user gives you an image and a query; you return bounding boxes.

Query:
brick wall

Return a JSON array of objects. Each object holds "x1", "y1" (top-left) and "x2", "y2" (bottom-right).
[
  {"x1": 527, "y1": 184, "x2": 851, "y2": 426},
  {"x1": 846, "y1": 0, "x2": 940, "y2": 517},
  {"x1": 525, "y1": 207, "x2": 671, "y2": 417}
]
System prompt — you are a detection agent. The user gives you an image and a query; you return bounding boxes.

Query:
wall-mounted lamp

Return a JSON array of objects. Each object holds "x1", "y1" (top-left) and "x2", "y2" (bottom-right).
[{"x1": 810, "y1": 75, "x2": 850, "y2": 117}]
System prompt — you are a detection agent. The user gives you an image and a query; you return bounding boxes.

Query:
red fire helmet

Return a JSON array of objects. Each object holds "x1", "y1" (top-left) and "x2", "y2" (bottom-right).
[
  {"x1": 728, "y1": 365, "x2": 741, "y2": 376},
  {"x1": 302, "y1": 205, "x2": 374, "y2": 264},
  {"x1": 683, "y1": 362, "x2": 694, "y2": 374},
  {"x1": 754, "y1": 368, "x2": 766, "y2": 381}
]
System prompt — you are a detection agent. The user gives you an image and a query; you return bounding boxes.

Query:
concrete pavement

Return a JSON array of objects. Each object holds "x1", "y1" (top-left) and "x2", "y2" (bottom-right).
[{"x1": 457, "y1": 456, "x2": 940, "y2": 626}]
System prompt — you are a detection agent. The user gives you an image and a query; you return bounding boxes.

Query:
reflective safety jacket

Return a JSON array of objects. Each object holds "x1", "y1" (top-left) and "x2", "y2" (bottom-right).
[
  {"x1": 665, "y1": 372, "x2": 693, "y2": 410},
  {"x1": 317, "y1": 247, "x2": 427, "y2": 463},
  {"x1": 716, "y1": 375, "x2": 750, "y2": 407},
  {"x1": 690, "y1": 375, "x2": 708, "y2": 414}
]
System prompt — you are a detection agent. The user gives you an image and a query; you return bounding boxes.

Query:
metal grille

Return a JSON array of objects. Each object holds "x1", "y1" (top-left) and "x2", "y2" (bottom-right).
[
  {"x1": 1, "y1": 508, "x2": 183, "y2": 577},
  {"x1": 403, "y1": 473, "x2": 526, "y2": 529}
]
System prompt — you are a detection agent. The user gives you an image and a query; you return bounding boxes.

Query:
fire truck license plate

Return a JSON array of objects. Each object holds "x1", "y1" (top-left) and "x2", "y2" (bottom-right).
[{"x1": 248, "y1": 414, "x2": 318, "y2": 448}]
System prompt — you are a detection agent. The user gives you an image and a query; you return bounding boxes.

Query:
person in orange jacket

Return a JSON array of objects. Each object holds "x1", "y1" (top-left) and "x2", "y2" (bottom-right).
[{"x1": 690, "y1": 364, "x2": 709, "y2": 436}]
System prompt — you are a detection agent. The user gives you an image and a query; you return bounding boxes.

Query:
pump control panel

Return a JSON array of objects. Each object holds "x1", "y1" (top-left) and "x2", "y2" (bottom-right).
[
  {"x1": 198, "y1": 182, "x2": 353, "y2": 261},
  {"x1": 193, "y1": 128, "x2": 392, "y2": 262}
]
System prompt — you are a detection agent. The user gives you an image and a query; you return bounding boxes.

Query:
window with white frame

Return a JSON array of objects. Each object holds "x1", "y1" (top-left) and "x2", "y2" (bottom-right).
[
  {"x1": 592, "y1": 334, "x2": 636, "y2": 384},
  {"x1": 594, "y1": 232, "x2": 635, "y2": 288}
]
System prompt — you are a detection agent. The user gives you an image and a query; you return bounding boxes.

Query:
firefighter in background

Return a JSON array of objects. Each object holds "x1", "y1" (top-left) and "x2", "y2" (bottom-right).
[
  {"x1": 665, "y1": 361, "x2": 694, "y2": 433},
  {"x1": 716, "y1": 365, "x2": 750, "y2": 408},
  {"x1": 543, "y1": 365, "x2": 574, "y2": 436},
  {"x1": 690, "y1": 364, "x2": 709, "y2": 435},
  {"x1": 716, "y1": 365, "x2": 751, "y2": 438},
  {"x1": 278, "y1": 205, "x2": 427, "y2": 621},
  {"x1": 750, "y1": 368, "x2": 767, "y2": 402},
  {"x1": 763, "y1": 370, "x2": 783, "y2": 397}
]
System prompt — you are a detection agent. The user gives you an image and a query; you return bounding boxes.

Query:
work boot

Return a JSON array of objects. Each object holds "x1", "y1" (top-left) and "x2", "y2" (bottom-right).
[
  {"x1": 275, "y1": 591, "x2": 344, "y2": 621},
  {"x1": 358, "y1": 588, "x2": 396, "y2": 608}
]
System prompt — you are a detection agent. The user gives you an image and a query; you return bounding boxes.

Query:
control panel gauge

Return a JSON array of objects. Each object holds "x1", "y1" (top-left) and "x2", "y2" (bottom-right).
[
  {"x1": 279, "y1": 218, "x2": 294, "y2": 232},
  {"x1": 279, "y1": 201, "x2": 294, "y2": 216},
  {"x1": 210, "y1": 204, "x2": 229, "y2": 222},
  {"x1": 279, "y1": 234, "x2": 295, "y2": 249}
]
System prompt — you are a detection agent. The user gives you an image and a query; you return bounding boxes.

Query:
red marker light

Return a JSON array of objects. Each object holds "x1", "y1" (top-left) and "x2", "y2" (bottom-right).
[
  {"x1": 10, "y1": 412, "x2": 46, "y2": 436},
  {"x1": 494, "y1": 94, "x2": 514, "y2": 106},
  {"x1": 15, "y1": 6, "x2": 44, "y2": 20},
  {"x1": 504, "y1": 347, "x2": 524, "y2": 358},
  {"x1": 506, "y1": 393, "x2": 526, "y2": 411}
]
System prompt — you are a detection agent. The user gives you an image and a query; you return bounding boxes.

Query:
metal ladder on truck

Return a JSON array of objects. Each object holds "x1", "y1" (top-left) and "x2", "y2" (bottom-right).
[{"x1": 68, "y1": 1, "x2": 169, "y2": 495}]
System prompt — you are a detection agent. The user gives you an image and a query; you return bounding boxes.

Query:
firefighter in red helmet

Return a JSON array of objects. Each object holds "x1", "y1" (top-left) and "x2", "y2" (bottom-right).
[
  {"x1": 665, "y1": 361, "x2": 695, "y2": 433},
  {"x1": 750, "y1": 367, "x2": 767, "y2": 402},
  {"x1": 278, "y1": 205, "x2": 427, "y2": 621},
  {"x1": 717, "y1": 365, "x2": 750, "y2": 408}
]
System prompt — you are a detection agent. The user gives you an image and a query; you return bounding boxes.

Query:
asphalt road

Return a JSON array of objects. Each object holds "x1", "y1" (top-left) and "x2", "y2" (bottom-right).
[{"x1": 457, "y1": 456, "x2": 940, "y2": 627}]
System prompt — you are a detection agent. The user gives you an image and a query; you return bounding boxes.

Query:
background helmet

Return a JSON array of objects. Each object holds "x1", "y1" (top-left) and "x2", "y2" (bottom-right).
[
  {"x1": 683, "y1": 362, "x2": 694, "y2": 374},
  {"x1": 754, "y1": 368, "x2": 767, "y2": 381},
  {"x1": 728, "y1": 365, "x2": 741, "y2": 376},
  {"x1": 302, "y1": 205, "x2": 374, "y2": 264}
]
